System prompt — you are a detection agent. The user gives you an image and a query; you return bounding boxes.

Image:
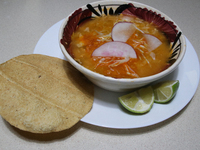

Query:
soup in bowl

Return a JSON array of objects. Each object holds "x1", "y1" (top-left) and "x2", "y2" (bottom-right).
[{"x1": 59, "y1": 0, "x2": 186, "y2": 92}]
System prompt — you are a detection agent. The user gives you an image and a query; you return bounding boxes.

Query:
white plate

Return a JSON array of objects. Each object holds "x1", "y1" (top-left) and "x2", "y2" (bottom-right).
[{"x1": 34, "y1": 19, "x2": 200, "y2": 129}]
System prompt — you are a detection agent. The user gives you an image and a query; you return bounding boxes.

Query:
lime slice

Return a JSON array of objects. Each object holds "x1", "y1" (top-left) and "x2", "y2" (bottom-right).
[
  {"x1": 153, "y1": 80, "x2": 179, "y2": 103},
  {"x1": 119, "y1": 86, "x2": 155, "y2": 114}
]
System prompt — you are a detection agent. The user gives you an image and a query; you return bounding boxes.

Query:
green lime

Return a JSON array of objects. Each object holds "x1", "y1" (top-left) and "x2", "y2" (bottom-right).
[
  {"x1": 119, "y1": 86, "x2": 154, "y2": 114},
  {"x1": 153, "y1": 80, "x2": 179, "y2": 103}
]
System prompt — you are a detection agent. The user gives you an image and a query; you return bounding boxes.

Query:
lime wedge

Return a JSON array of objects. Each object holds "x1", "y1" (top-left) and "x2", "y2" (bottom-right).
[
  {"x1": 153, "y1": 80, "x2": 179, "y2": 103},
  {"x1": 119, "y1": 86, "x2": 154, "y2": 114}
]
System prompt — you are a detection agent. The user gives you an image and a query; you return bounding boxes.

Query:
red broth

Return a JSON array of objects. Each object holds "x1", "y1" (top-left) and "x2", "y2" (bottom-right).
[{"x1": 70, "y1": 14, "x2": 171, "y2": 78}]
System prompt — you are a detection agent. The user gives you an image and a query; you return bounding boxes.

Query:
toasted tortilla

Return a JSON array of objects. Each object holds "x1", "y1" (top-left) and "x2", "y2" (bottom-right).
[{"x1": 0, "y1": 54, "x2": 94, "y2": 133}]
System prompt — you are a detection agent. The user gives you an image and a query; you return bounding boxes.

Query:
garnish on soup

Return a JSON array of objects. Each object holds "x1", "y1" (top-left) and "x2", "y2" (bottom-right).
[
  {"x1": 69, "y1": 14, "x2": 172, "y2": 78},
  {"x1": 61, "y1": 3, "x2": 180, "y2": 79}
]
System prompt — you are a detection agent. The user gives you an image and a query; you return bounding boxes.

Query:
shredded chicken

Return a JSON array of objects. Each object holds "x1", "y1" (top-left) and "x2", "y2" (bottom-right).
[
  {"x1": 109, "y1": 57, "x2": 130, "y2": 67},
  {"x1": 124, "y1": 64, "x2": 139, "y2": 77}
]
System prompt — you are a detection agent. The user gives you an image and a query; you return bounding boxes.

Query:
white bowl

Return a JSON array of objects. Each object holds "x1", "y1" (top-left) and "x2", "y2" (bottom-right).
[{"x1": 59, "y1": 0, "x2": 186, "y2": 92}]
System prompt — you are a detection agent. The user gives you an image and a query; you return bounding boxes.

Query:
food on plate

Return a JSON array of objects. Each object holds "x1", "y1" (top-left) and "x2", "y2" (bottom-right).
[
  {"x1": 119, "y1": 86, "x2": 154, "y2": 114},
  {"x1": 69, "y1": 14, "x2": 172, "y2": 78},
  {"x1": 0, "y1": 54, "x2": 94, "y2": 133},
  {"x1": 153, "y1": 80, "x2": 179, "y2": 103},
  {"x1": 119, "y1": 80, "x2": 179, "y2": 114}
]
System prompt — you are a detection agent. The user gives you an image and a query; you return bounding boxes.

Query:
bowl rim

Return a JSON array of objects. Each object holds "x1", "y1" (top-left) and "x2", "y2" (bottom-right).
[{"x1": 59, "y1": 0, "x2": 186, "y2": 83}]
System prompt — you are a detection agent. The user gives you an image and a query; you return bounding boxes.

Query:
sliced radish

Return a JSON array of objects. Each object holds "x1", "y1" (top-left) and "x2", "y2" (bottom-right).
[
  {"x1": 144, "y1": 34, "x2": 162, "y2": 51},
  {"x1": 92, "y1": 41, "x2": 137, "y2": 58},
  {"x1": 112, "y1": 22, "x2": 136, "y2": 42}
]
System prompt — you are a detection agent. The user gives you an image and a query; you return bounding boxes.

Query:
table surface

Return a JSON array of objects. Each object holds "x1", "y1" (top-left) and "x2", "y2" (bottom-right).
[{"x1": 0, "y1": 0, "x2": 200, "y2": 150}]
